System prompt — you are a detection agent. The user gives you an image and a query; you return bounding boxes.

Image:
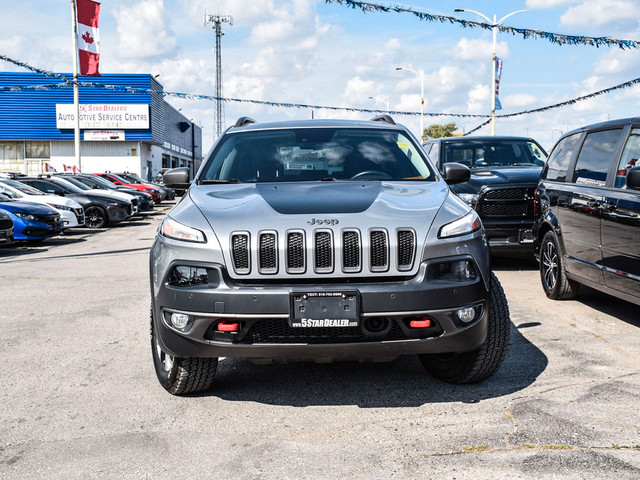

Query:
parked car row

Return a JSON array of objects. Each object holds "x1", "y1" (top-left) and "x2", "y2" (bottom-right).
[
  {"x1": 0, "y1": 172, "x2": 175, "y2": 244},
  {"x1": 422, "y1": 119, "x2": 640, "y2": 307}
]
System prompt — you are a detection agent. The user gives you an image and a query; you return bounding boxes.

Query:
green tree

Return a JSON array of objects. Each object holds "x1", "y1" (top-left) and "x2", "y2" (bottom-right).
[{"x1": 423, "y1": 122, "x2": 458, "y2": 140}]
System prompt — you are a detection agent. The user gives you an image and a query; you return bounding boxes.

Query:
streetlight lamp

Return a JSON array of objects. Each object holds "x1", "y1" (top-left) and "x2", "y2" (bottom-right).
[
  {"x1": 368, "y1": 96, "x2": 390, "y2": 113},
  {"x1": 455, "y1": 8, "x2": 527, "y2": 135},
  {"x1": 396, "y1": 67, "x2": 424, "y2": 140}
]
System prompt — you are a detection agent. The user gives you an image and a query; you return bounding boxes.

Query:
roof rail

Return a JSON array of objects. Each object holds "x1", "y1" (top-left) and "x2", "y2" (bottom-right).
[
  {"x1": 370, "y1": 114, "x2": 396, "y2": 125},
  {"x1": 234, "y1": 116, "x2": 257, "y2": 128},
  {"x1": 0, "y1": 172, "x2": 25, "y2": 179}
]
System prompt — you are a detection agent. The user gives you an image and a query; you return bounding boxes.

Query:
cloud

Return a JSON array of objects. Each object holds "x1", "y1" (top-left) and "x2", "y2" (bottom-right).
[
  {"x1": 559, "y1": 0, "x2": 640, "y2": 28},
  {"x1": 526, "y1": 0, "x2": 579, "y2": 8},
  {"x1": 452, "y1": 38, "x2": 510, "y2": 61},
  {"x1": 113, "y1": 0, "x2": 178, "y2": 59},
  {"x1": 503, "y1": 93, "x2": 538, "y2": 108}
]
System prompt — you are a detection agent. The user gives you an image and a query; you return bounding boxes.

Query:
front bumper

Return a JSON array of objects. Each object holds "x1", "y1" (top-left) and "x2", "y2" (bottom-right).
[
  {"x1": 107, "y1": 204, "x2": 132, "y2": 223},
  {"x1": 483, "y1": 220, "x2": 535, "y2": 253},
  {"x1": 151, "y1": 259, "x2": 490, "y2": 360}
]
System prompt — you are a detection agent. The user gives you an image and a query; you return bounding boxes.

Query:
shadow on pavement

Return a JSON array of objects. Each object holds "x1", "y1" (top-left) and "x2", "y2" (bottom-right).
[
  {"x1": 492, "y1": 255, "x2": 538, "y2": 271},
  {"x1": 201, "y1": 324, "x2": 548, "y2": 407}
]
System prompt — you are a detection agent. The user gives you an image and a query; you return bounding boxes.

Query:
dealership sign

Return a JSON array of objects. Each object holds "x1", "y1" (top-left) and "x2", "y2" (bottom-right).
[{"x1": 56, "y1": 104, "x2": 149, "y2": 129}]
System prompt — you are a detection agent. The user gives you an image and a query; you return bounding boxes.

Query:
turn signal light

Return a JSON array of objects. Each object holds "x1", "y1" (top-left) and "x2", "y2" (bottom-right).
[{"x1": 217, "y1": 322, "x2": 239, "y2": 332}]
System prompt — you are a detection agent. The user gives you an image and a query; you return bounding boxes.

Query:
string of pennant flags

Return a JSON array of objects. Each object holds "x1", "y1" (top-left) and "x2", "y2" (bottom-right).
[
  {"x1": 324, "y1": 0, "x2": 640, "y2": 49},
  {"x1": 2, "y1": 53, "x2": 640, "y2": 127}
]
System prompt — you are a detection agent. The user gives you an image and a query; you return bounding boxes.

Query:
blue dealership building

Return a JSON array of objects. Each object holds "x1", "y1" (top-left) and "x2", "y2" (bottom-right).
[{"x1": 0, "y1": 72, "x2": 202, "y2": 179}]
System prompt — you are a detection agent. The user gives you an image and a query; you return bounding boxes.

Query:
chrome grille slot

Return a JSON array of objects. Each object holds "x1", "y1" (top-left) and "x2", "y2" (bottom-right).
[
  {"x1": 286, "y1": 231, "x2": 305, "y2": 273},
  {"x1": 342, "y1": 230, "x2": 361, "y2": 273},
  {"x1": 258, "y1": 231, "x2": 278, "y2": 274},
  {"x1": 370, "y1": 229, "x2": 389, "y2": 272},
  {"x1": 397, "y1": 230, "x2": 415, "y2": 270},
  {"x1": 231, "y1": 232, "x2": 250, "y2": 274},
  {"x1": 314, "y1": 230, "x2": 334, "y2": 273}
]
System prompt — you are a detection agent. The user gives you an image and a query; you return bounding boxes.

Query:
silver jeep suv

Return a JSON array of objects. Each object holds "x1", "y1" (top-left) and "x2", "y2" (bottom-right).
[{"x1": 150, "y1": 116, "x2": 510, "y2": 395}]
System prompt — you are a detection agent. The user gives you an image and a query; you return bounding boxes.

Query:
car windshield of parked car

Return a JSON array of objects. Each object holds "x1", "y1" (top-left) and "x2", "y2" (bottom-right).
[
  {"x1": 53, "y1": 177, "x2": 88, "y2": 194},
  {"x1": 0, "y1": 178, "x2": 45, "y2": 195},
  {"x1": 443, "y1": 140, "x2": 547, "y2": 168},
  {"x1": 118, "y1": 173, "x2": 142, "y2": 183},
  {"x1": 200, "y1": 128, "x2": 435, "y2": 183},
  {"x1": 60, "y1": 177, "x2": 92, "y2": 191}
]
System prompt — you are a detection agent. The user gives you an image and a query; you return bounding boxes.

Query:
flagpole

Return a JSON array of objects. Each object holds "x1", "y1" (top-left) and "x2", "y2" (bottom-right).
[{"x1": 71, "y1": 0, "x2": 81, "y2": 171}]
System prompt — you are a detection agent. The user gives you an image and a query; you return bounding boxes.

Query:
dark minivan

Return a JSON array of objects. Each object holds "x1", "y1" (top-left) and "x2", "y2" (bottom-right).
[
  {"x1": 423, "y1": 136, "x2": 547, "y2": 255},
  {"x1": 534, "y1": 117, "x2": 640, "y2": 306}
]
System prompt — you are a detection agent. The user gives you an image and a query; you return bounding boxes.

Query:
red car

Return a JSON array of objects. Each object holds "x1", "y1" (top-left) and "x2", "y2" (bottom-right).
[{"x1": 93, "y1": 173, "x2": 162, "y2": 203}]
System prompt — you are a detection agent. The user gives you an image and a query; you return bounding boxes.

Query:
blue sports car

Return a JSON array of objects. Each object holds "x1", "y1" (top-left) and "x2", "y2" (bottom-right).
[{"x1": 0, "y1": 193, "x2": 63, "y2": 242}]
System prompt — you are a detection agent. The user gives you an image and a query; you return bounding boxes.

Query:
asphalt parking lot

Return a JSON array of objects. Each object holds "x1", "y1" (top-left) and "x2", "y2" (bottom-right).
[{"x1": 1, "y1": 202, "x2": 638, "y2": 479}]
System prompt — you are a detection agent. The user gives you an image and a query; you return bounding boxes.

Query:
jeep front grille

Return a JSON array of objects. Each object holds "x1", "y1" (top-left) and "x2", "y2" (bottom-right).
[
  {"x1": 314, "y1": 231, "x2": 334, "y2": 272},
  {"x1": 370, "y1": 230, "x2": 388, "y2": 271},
  {"x1": 231, "y1": 233, "x2": 250, "y2": 274},
  {"x1": 397, "y1": 230, "x2": 416, "y2": 270},
  {"x1": 286, "y1": 231, "x2": 305, "y2": 272},
  {"x1": 342, "y1": 230, "x2": 361, "y2": 272},
  {"x1": 230, "y1": 227, "x2": 416, "y2": 276},
  {"x1": 258, "y1": 232, "x2": 277, "y2": 273}
]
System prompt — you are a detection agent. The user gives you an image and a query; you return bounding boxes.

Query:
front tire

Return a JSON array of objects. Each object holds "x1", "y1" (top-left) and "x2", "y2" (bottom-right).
[
  {"x1": 539, "y1": 231, "x2": 579, "y2": 300},
  {"x1": 418, "y1": 272, "x2": 510, "y2": 384},
  {"x1": 150, "y1": 309, "x2": 218, "y2": 395},
  {"x1": 84, "y1": 206, "x2": 108, "y2": 229}
]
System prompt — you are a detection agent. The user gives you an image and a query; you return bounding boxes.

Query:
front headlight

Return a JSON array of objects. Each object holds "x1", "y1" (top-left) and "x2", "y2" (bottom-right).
[
  {"x1": 49, "y1": 203, "x2": 72, "y2": 211},
  {"x1": 15, "y1": 212, "x2": 39, "y2": 221},
  {"x1": 439, "y1": 211, "x2": 482, "y2": 239},
  {"x1": 456, "y1": 193, "x2": 479, "y2": 206},
  {"x1": 160, "y1": 216, "x2": 206, "y2": 243}
]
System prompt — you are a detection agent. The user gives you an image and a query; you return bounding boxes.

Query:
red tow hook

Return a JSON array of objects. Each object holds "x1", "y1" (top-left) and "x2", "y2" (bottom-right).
[
  {"x1": 217, "y1": 322, "x2": 239, "y2": 332},
  {"x1": 409, "y1": 318, "x2": 432, "y2": 328}
]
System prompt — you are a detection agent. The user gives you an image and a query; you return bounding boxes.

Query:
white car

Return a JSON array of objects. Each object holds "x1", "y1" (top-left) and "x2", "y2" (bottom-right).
[{"x1": 0, "y1": 178, "x2": 85, "y2": 228}]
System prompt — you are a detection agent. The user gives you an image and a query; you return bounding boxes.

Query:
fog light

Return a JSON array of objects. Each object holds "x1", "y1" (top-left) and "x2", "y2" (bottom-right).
[
  {"x1": 168, "y1": 266, "x2": 208, "y2": 286},
  {"x1": 428, "y1": 260, "x2": 477, "y2": 283},
  {"x1": 457, "y1": 307, "x2": 476, "y2": 323},
  {"x1": 170, "y1": 313, "x2": 191, "y2": 329}
]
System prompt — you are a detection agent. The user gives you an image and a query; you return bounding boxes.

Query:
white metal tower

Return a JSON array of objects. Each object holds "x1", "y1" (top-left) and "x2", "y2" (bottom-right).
[{"x1": 204, "y1": 11, "x2": 232, "y2": 141}]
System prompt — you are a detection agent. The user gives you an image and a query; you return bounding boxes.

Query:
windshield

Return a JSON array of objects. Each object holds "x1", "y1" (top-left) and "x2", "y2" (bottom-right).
[
  {"x1": 0, "y1": 178, "x2": 45, "y2": 195},
  {"x1": 53, "y1": 177, "x2": 87, "y2": 193},
  {"x1": 118, "y1": 173, "x2": 143, "y2": 183},
  {"x1": 77, "y1": 175, "x2": 114, "y2": 189},
  {"x1": 443, "y1": 140, "x2": 547, "y2": 168},
  {"x1": 200, "y1": 127, "x2": 435, "y2": 183},
  {"x1": 62, "y1": 177, "x2": 92, "y2": 191}
]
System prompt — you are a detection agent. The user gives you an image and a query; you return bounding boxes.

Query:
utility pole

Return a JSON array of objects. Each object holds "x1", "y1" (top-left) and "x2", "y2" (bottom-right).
[{"x1": 204, "y1": 11, "x2": 232, "y2": 141}]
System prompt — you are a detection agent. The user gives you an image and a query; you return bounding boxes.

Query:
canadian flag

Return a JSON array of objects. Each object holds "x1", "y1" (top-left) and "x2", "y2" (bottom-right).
[
  {"x1": 45, "y1": 163, "x2": 57, "y2": 173},
  {"x1": 64, "y1": 164, "x2": 79, "y2": 174},
  {"x1": 77, "y1": 0, "x2": 101, "y2": 76}
]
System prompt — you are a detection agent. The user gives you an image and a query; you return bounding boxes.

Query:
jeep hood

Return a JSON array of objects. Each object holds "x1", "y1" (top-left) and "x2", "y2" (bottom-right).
[{"x1": 189, "y1": 181, "x2": 450, "y2": 234}]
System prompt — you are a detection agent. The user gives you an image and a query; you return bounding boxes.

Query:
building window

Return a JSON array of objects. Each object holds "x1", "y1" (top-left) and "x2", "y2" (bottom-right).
[
  {"x1": 0, "y1": 142, "x2": 24, "y2": 161},
  {"x1": 25, "y1": 141, "x2": 50, "y2": 159}
]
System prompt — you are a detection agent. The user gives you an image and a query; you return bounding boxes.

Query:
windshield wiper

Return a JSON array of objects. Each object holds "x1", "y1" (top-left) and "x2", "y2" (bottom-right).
[
  {"x1": 200, "y1": 179, "x2": 240, "y2": 184},
  {"x1": 320, "y1": 177, "x2": 338, "y2": 181}
]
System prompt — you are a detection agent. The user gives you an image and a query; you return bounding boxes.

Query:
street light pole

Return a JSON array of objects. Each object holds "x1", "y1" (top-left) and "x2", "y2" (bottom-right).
[
  {"x1": 368, "y1": 96, "x2": 390, "y2": 113},
  {"x1": 396, "y1": 67, "x2": 424, "y2": 140},
  {"x1": 455, "y1": 8, "x2": 526, "y2": 135}
]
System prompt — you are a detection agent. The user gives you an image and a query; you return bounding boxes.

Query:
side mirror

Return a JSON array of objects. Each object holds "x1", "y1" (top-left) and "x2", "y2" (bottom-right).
[
  {"x1": 162, "y1": 167, "x2": 191, "y2": 191},
  {"x1": 442, "y1": 162, "x2": 470, "y2": 185},
  {"x1": 626, "y1": 166, "x2": 640, "y2": 191}
]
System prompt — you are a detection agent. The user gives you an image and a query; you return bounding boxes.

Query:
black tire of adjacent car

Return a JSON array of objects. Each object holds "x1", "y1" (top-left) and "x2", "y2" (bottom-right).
[
  {"x1": 418, "y1": 272, "x2": 510, "y2": 384},
  {"x1": 150, "y1": 308, "x2": 218, "y2": 395},
  {"x1": 84, "y1": 206, "x2": 108, "y2": 229},
  {"x1": 539, "y1": 230, "x2": 579, "y2": 300}
]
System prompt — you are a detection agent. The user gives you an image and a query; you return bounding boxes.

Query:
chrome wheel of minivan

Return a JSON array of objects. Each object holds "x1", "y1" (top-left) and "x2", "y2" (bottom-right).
[{"x1": 539, "y1": 231, "x2": 579, "y2": 300}]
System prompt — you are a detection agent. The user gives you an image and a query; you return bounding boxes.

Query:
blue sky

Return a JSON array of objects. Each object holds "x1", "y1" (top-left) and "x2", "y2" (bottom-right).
[{"x1": 1, "y1": 0, "x2": 640, "y2": 153}]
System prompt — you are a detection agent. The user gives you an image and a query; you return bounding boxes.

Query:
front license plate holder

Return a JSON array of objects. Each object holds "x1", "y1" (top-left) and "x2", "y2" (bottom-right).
[{"x1": 290, "y1": 291, "x2": 360, "y2": 328}]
